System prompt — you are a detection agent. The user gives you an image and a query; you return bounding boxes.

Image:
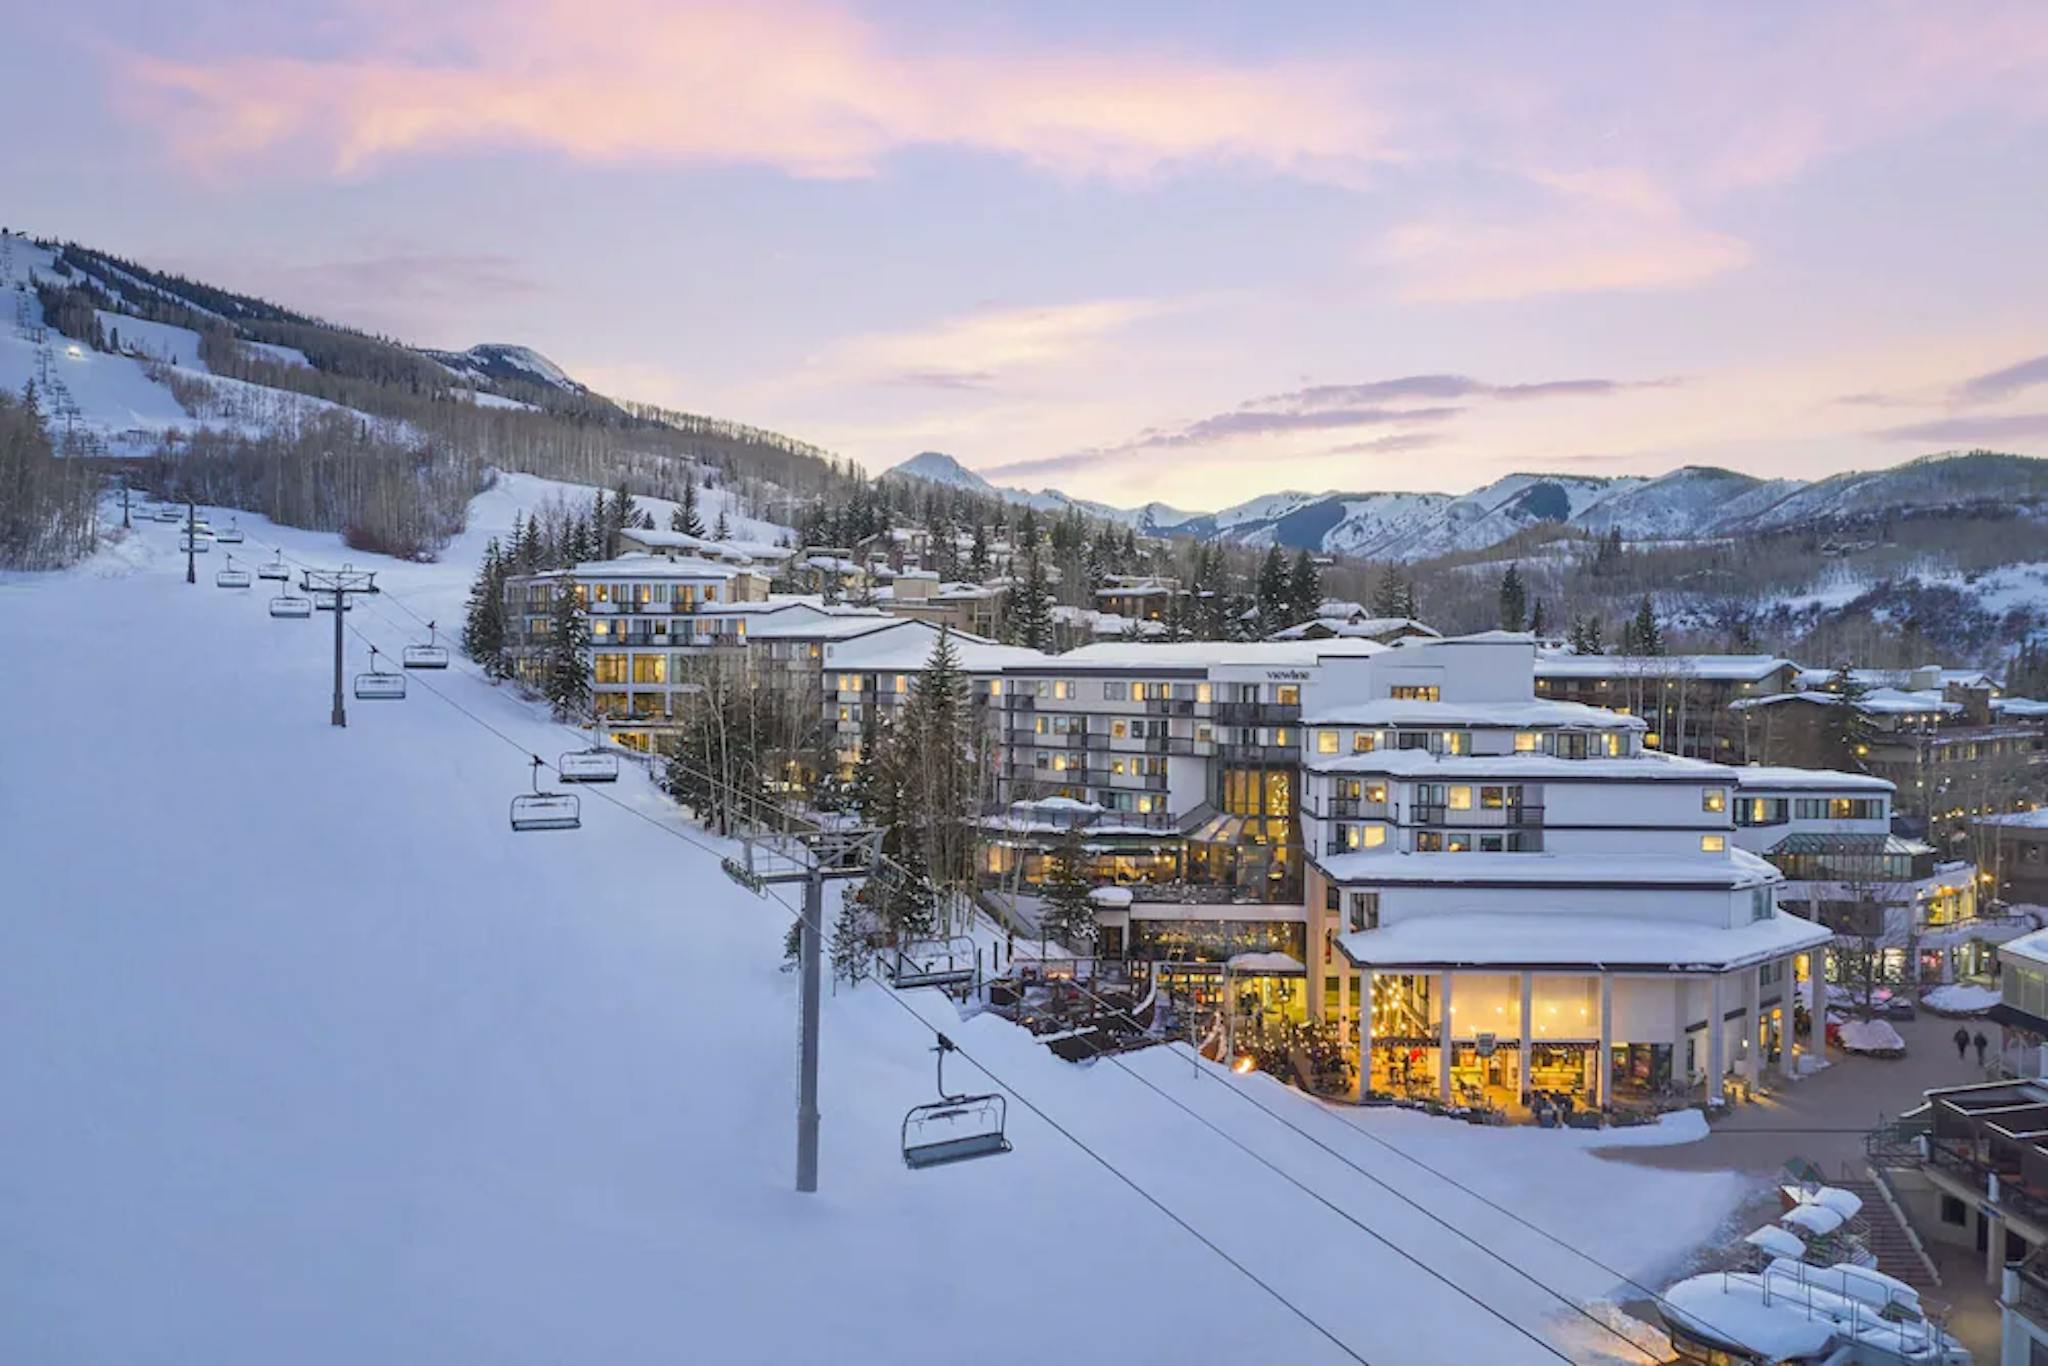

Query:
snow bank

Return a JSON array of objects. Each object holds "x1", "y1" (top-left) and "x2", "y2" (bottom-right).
[
  {"x1": 1837, "y1": 1019, "x2": 1907, "y2": 1055},
  {"x1": 1921, "y1": 983, "x2": 2000, "y2": 1016}
]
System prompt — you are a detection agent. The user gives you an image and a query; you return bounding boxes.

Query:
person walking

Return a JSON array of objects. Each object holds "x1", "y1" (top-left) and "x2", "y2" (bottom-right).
[
  {"x1": 1974, "y1": 1030, "x2": 1990, "y2": 1068},
  {"x1": 1955, "y1": 1025, "x2": 1972, "y2": 1060}
]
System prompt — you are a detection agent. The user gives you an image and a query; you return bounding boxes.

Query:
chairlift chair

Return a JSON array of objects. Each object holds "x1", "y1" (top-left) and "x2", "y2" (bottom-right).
[
  {"x1": 888, "y1": 935, "x2": 980, "y2": 990},
  {"x1": 257, "y1": 550, "x2": 290, "y2": 582},
  {"x1": 902, "y1": 1035, "x2": 1010, "y2": 1170},
  {"x1": 179, "y1": 536, "x2": 210, "y2": 554},
  {"x1": 269, "y1": 594, "x2": 313, "y2": 619},
  {"x1": 214, "y1": 554, "x2": 252, "y2": 589},
  {"x1": 559, "y1": 716, "x2": 620, "y2": 783},
  {"x1": 510, "y1": 755, "x2": 581, "y2": 832},
  {"x1": 401, "y1": 620, "x2": 450, "y2": 670},
  {"x1": 313, "y1": 596, "x2": 353, "y2": 612},
  {"x1": 353, "y1": 646, "x2": 407, "y2": 701},
  {"x1": 215, "y1": 520, "x2": 244, "y2": 545}
]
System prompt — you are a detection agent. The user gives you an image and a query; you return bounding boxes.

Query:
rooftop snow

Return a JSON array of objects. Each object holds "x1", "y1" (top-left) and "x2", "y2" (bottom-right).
[
  {"x1": 1316, "y1": 847, "x2": 1780, "y2": 889},
  {"x1": 1305, "y1": 698, "x2": 1645, "y2": 730},
  {"x1": 1308, "y1": 748, "x2": 1727, "y2": 780},
  {"x1": 1337, "y1": 909, "x2": 1828, "y2": 971},
  {"x1": 1731, "y1": 766, "x2": 1896, "y2": 793},
  {"x1": 1534, "y1": 652, "x2": 1798, "y2": 682},
  {"x1": 1015, "y1": 639, "x2": 1386, "y2": 671}
]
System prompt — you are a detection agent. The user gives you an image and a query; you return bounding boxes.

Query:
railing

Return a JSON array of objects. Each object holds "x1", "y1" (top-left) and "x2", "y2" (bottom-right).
[
  {"x1": 1327, "y1": 798, "x2": 1388, "y2": 819},
  {"x1": 1213, "y1": 701, "x2": 1300, "y2": 726},
  {"x1": 1144, "y1": 698, "x2": 1195, "y2": 717},
  {"x1": 1410, "y1": 803, "x2": 1544, "y2": 828}
]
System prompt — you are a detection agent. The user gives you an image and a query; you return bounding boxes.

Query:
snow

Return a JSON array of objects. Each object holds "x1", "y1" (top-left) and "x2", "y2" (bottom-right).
[
  {"x1": 1305, "y1": 698, "x2": 1647, "y2": 732},
  {"x1": 1318, "y1": 847, "x2": 1781, "y2": 890},
  {"x1": 1226, "y1": 952, "x2": 1306, "y2": 974},
  {"x1": 96, "y1": 310, "x2": 206, "y2": 368},
  {"x1": 1742, "y1": 1225, "x2": 1807, "y2": 1260},
  {"x1": 1836, "y1": 1019, "x2": 1907, "y2": 1054},
  {"x1": 1338, "y1": 910, "x2": 1830, "y2": 973},
  {"x1": 1659, "y1": 1273, "x2": 1838, "y2": 1359},
  {"x1": 1533, "y1": 653, "x2": 1796, "y2": 683},
  {"x1": 0, "y1": 483, "x2": 1755, "y2": 1365},
  {"x1": 244, "y1": 340, "x2": 312, "y2": 369},
  {"x1": 1731, "y1": 766, "x2": 1896, "y2": 794},
  {"x1": 1983, "y1": 808, "x2": 2048, "y2": 830},
  {"x1": 1921, "y1": 983, "x2": 2001, "y2": 1015}
]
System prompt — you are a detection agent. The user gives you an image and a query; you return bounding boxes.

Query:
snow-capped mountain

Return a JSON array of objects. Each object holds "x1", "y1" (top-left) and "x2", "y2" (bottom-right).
[
  {"x1": 421, "y1": 343, "x2": 586, "y2": 394},
  {"x1": 883, "y1": 449, "x2": 2048, "y2": 561}
]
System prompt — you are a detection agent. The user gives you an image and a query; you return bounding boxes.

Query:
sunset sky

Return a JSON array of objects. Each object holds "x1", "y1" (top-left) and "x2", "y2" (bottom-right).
[{"x1": 10, "y1": 1, "x2": 2048, "y2": 509}]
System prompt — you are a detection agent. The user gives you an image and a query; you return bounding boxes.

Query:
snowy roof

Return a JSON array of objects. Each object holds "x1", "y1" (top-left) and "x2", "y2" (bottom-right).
[
  {"x1": 1793, "y1": 665, "x2": 1999, "y2": 691},
  {"x1": 1304, "y1": 698, "x2": 1646, "y2": 731},
  {"x1": 1308, "y1": 749, "x2": 1730, "y2": 782},
  {"x1": 1731, "y1": 766, "x2": 1896, "y2": 794},
  {"x1": 1729, "y1": 687, "x2": 1962, "y2": 717},
  {"x1": 2003, "y1": 927, "x2": 2048, "y2": 967},
  {"x1": 1226, "y1": 952, "x2": 1305, "y2": 974},
  {"x1": 825, "y1": 630, "x2": 1047, "y2": 673},
  {"x1": 1659, "y1": 1273, "x2": 1838, "y2": 1360},
  {"x1": 618, "y1": 528, "x2": 791, "y2": 561},
  {"x1": 1979, "y1": 808, "x2": 2048, "y2": 830},
  {"x1": 1318, "y1": 847, "x2": 1780, "y2": 890},
  {"x1": 1742, "y1": 1225, "x2": 1807, "y2": 1260},
  {"x1": 1014, "y1": 638, "x2": 1385, "y2": 671},
  {"x1": 745, "y1": 614, "x2": 913, "y2": 641},
  {"x1": 1088, "y1": 887, "x2": 1133, "y2": 909},
  {"x1": 1995, "y1": 698, "x2": 2048, "y2": 718},
  {"x1": 526, "y1": 554, "x2": 746, "y2": 582},
  {"x1": 1268, "y1": 616, "x2": 1441, "y2": 641},
  {"x1": 1534, "y1": 652, "x2": 1798, "y2": 682},
  {"x1": 1336, "y1": 909, "x2": 1828, "y2": 972}
]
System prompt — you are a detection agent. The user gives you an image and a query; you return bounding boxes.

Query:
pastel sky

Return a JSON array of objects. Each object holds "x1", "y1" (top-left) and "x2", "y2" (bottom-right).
[{"x1": 10, "y1": 1, "x2": 2048, "y2": 510}]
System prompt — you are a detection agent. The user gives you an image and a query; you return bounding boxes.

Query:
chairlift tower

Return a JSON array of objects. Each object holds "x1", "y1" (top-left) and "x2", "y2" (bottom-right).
[
  {"x1": 184, "y1": 500, "x2": 196, "y2": 585},
  {"x1": 300, "y1": 565, "x2": 380, "y2": 727},
  {"x1": 721, "y1": 825, "x2": 883, "y2": 1193}
]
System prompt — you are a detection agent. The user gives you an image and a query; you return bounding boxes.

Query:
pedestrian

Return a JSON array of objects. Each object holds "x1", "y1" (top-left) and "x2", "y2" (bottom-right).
[
  {"x1": 1974, "y1": 1031, "x2": 1990, "y2": 1067},
  {"x1": 1954, "y1": 1026, "x2": 1972, "y2": 1060}
]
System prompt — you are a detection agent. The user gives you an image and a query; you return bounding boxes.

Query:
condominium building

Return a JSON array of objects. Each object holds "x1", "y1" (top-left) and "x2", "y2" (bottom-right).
[
  {"x1": 1534, "y1": 652, "x2": 1802, "y2": 759},
  {"x1": 1730, "y1": 767, "x2": 2002, "y2": 988},
  {"x1": 1301, "y1": 635, "x2": 1825, "y2": 1110},
  {"x1": 500, "y1": 554, "x2": 771, "y2": 747}
]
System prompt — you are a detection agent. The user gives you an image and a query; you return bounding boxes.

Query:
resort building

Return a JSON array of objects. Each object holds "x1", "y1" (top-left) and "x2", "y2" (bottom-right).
[
  {"x1": 1300, "y1": 635, "x2": 1827, "y2": 1111},
  {"x1": 1731, "y1": 767, "x2": 2001, "y2": 988},
  {"x1": 1533, "y1": 652, "x2": 1802, "y2": 759},
  {"x1": 1093, "y1": 574, "x2": 1185, "y2": 624},
  {"x1": 500, "y1": 554, "x2": 771, "y2": 747},
  {"x1": 1267, "y1": 613, "x2": 1441, "y2": 645},
  {"x1": 1976, "y1": 810, "x2": 2048, "y2": 908}
]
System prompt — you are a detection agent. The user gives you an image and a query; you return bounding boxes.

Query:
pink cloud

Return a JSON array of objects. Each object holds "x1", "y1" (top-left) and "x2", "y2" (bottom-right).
[{"x1": 118, "y1": 0, "x2": 1403, "y2": 181}]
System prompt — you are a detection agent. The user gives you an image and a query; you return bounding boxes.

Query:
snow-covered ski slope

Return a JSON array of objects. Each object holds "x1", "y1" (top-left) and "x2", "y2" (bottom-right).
[{"x1": 0, "y1": 484, "x2": 1744, "y2": 1365}]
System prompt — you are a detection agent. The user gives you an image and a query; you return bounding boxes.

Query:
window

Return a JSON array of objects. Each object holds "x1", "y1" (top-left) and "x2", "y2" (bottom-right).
[
  {"x1": 1702, "y1": 788, "x2": 1727, "y2": 814},
  {"x1": 1480, "y1": 786, "x2": 1508, "y2": 810},
  {"x1": 1317, "y1": 730, "x2": 1340, "y2": 754},
  {"x1": 1104, "y1": 681, "x2": 1128, "y2": 700},
  {"x1": 1195, "y1": 724, "x2": 1213, "y2": 743},
  {"x1": 1604, "y1": 733, "x2": 1622, "y2": 756},
  {"x1": 1348, "y1": 893, "x2": 1379, "y2": 932},
  {"x1": 1447, "y1": 786, "x2": 1473, "y2": 811},
  {"x1": 1111, "y1": 720, "x2": 1128, "y2": 739},
  {"x1": 1275, "y1": 684, "x2": 1301, "y2": 705},
  {"x1": 1352, "y1": 730, "x2": 1375, "y2": 753},
  {"x1": 632, "y1": 654, "x2": 665, "y2": 684},
  {"x1": 1360, "y1": 825, "x2": 1386, "y2": 849},
  {"x1": 593, "y1": 653, "x2": 629, "y2": 684},
  {"x1": 1701, "y1": 834, "x2": 1726, "y2": 853},
  {"x1": 1390, "y1": 685, "x2": 1440, "y2": 701},
  {"x1": 1514, "y1": 731, "x2": 1539, "y2": 752},
  {"x1": 1197, "y1": 683, "x2": 1213, "y2": 704}
]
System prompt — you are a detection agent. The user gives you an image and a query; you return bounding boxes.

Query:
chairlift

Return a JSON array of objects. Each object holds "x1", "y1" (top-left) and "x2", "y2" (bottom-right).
[
  {"x1": 353, "y1": 646, "x2": 407, "y2": 701},
  {"x1": 214, "y1": 554, "x2": 252, "y2": 589},
  {"x1": 558, "y1": 715, "x2": 620, "y2": 783},
  {"x1": 402, "y1": 620, "x2": 450, "y2": 670},
  {"x1": 179, "y1": 536, "x2": 210, "y2": 554},
  {"x1": 313, "y1": 595, "x2": 353, "y2": 612},
  {"x1": 887, "y1": 935, "x2": 980, "y2": 990},
  {"x1": 257, "y1": 550, "x2": 290, "y2": 582},
  {"x1": 269, "y1": 594, "x2": 312, "y2": 619},
  {"x1": 902, "y1": 1035, "x2": 1010, "y2": 1170},
  {"x1": 510, "y1": 755, "x2": 581, "y2": 832},
  {"x1": 215, "y1": 519, "x2": 244, "y2": 545}
]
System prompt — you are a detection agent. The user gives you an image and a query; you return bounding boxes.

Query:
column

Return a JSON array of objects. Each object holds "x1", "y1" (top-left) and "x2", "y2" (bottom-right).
[
  {"x1": 1989, "y1": 1212, "x2": 2008, "y2": 1286},
  {"x1": 1673, "y1": 978, "x2": 1691, "y2": 1084},
  {"x1": 1355, "y1": 969, "x2": 1373, "y2": 1102},
  {"x1": 1518, "y1": 970, "x2": 1534, "y2": 1105},
  {"x1": 1707, "y1": 973, "x2": 1727, "y2": 1105},
  {"x1": 1438, "y1": 971, "x2": 1454, "y2": 1103},
  {"x1": 1741, "y1": 966, "x2": 1762, "y2": 1086},
  {"x1": 1597, "y1": 973, "x2": 1614, "y2": 1109}
]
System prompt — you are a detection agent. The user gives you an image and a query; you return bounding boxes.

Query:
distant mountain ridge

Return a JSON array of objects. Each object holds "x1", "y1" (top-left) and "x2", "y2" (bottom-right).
[{"x1": 882, "y1": 450, "x2": 2048, "y2": 561}]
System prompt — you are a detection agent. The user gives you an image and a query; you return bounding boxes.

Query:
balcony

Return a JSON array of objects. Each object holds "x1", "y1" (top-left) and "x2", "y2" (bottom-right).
[
  {"x1": 1328, "y1": 797, "x2": 1389, "y2": 819},
  {"x1": 1144, "y1": 698, "x2": 1195, "y2": 717},
  {"x1": 1410, "y1": 803, "x2": 1544, "y2": 828},
  {"x1": 1214, "y1": 701, "x2": 1300, "y2": 727}
]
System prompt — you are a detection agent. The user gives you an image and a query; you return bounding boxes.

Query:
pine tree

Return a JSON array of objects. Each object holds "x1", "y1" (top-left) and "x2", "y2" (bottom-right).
[
  {"x1": 1497, "y1": 563, "x2": 1527, "y2": 631},
  {"x1": 1528, "y1": 597, "x2": 1547, "y2": 638},
  {"x1": 1593, "y1": 527, "x2": 1624, "y2": 577},
  {"x1": 1288, "y1": 548, "x2": 1322, "y2": 626},
  {"x1": 590, "y1": 490, "x2": 608, "y2": 557},
  {"x1": 1819, "y1": 664, "x2": 1877, "y2": 771},
  {"x1": 1012, "y1": 546, "x2": 1054, "y2": 650},
  {"x1": 1396, "y1": 576, "x2": 1419, "y2": 622},
  {"x1": 1370, "y1": 564, "x2": 1406, "y2": 619},
  {"x1": 713, "y1": 509, "x2": 732, "y2": 541},
  {"x1": 967, "y1": 521, "x2": 991, "y2": 580},
  {"x1": 1628, "y1": 596, "x2": 1663, "y2": 656},
  {"x1": 610, "y1": 480, "x2": 638, "y2": 556},
  {"x1": 543, "y1": 578, "x2": 592, "y2": 719},
  {"x1": 1568, "y1": 615, "x2": 1605, "y2": 655},
  {"x1": 1040, "y1": 825, "x2": 1098, "y2": 952},
  {"x1": 461, "y1": 537, "x2": 509, "y2": 677},
  {"x1": 1254, "y1": 546, "x2": 1291, "y2": 628},
  {"x1": 830, "y1": 892, "x2": 874, "y2": 984},
  {"x1": 672, "y1": 475, "x2": 707, "y2": 538},
  {"x1": 879, "y1": 843, "x2": 937, "y2": 942}
]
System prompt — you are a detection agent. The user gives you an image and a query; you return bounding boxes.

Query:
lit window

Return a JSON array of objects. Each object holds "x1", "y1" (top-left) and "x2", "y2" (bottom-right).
[
  {"x1": 1273, "y1": 729, "x2": 1292, "y2": 747},
  {"x1": 1391, "y1": 685, "x2": 1440, "y2": 702},
  {"x1": 1352, "y1": 731, "x2": 1375, "y2": 753},
  {"x1": 1702, "y1": 789, "x2": 1727, "y2": 814},
  {"x1": 1276, "y1": 685, "x2": 1301, "y2": 705},
  {"x1": 1317, "y1": 730, "x2": 1340, "y2": 754},
  {"x1": 1364, "y1": 783, "x2": 1386, "y2": 804},
  {"x1": 1361, "y1": 825, "x2": 1386, "y2": 849},
  {"x1": 1604, "y1": 734, "x2": 1621, "y2": 755},
  {"x1": 1514, "y1": 732, "x2": 1539, "y2": 752},
  {"x1": 1448, "y1": 786, "x2": 1473, "y2": 811},
  {"x1": 1701, "y1": 834, "x2": 1726, "y2": 853},
  {"x1": 1197, "y1": 683, "x2": 1213, "y2": 704},
  {"x1": 988, "y1": 679, "x2": 1001, "y2": 696}
]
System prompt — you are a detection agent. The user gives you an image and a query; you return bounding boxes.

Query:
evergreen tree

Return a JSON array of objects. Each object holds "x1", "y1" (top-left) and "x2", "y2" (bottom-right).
[
  {"x1": 590, "y1": 490, "x2": 608, "y2": 557},
  {"x1": 543, "y1": 579, "x2": 593, "y2": 719},
  {"x1": 879, "y1": 843, "x2": 937, "y2": 942},
  {"x1": 898, "y1": 629, "x2": 975, "y2": 890},
  {"x1": 967, "y1": 521, "x2": 991, "y2": 581},
  {"x1": 1627, "y1": 596, "x2": 1663, "y2": 656},
  {"x1": 1396, "y1": 576, "x2": 1419, "y2": 622},
  {"x1": 1567, "y1": 615, "x2": 1605, "y2": 655},
  {"x1": 1593, "y1": 527, "x2": 1624, "y2": 577},
  {"x1": 1288, "y1": 548, "x2": 1322, "y2": 626},
  {"x1": 461, "y1": 536, "x2": 509, "y2": 677},
  {"x1": 511, "y1": 512, "x2": 542, "y2": 575},
  {"x1": 713, "y1": 509, "x2": 731, "y2": 541},
  {"x1": 1012, "y1": 547, "x2": 1054, "y2": 650},
  {"x1": 1818, "y1": 664, "x2": 1877, "y2": 771},
  {"x1": 1255, "y1": 546, "x2": 1291, "y2": 628},
  {"x1": 672, "y1": 475, "x2": 707, "y2": 538},
  {"x1": 1040, "y1": 825, "x2": 1098, "y2": 952},
  {"x1": 610, "y1": 480, "x2": 638, "y2": 556},
  {"x1": 1528, "y1": 597, "x2": 1547, "y2": 638},
  {"x1": 1369, "y1": 564, "x2": 1406, "y2": 619},
  {"x1": 1497, "y1": 563, "x2": 1527, "y2": 631},
  {"x1": 829, "y1": 890, "x2": 875, "y2": 984}
]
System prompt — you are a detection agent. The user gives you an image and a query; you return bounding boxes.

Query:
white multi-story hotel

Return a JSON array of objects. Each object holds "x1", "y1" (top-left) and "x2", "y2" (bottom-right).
[{"x1": 1296, "y1": 634, "x2": 1828, "y2": 1110}]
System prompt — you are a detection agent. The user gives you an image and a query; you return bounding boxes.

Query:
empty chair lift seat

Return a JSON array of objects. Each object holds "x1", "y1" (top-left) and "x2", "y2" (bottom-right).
[
  {"x1": 902, "y1": 1036, "x2": 1009, "y2": 1170},
  {"x1": 403, "y1": 621, "x2": 450, "y2": 669},
  {"x1": 354, "y1": 648, "x2": 406, "y2": 700},
  {"x1": 510, "y1": 757, "x2": 581, "y2": 832},
  {"x1": 269, "y1": 595, "x2": 313, "y2": 619},
  {"x1": 558, "y1": 748, "x2": 620, "y2": 783}
]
